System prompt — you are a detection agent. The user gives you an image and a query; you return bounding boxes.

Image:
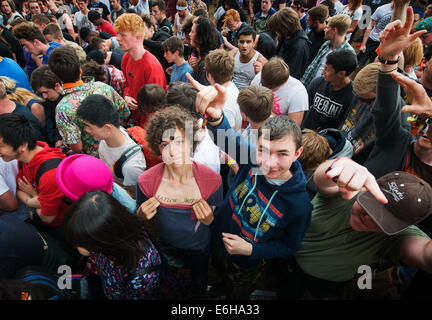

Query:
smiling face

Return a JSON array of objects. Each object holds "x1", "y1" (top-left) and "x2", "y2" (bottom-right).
[
  {"x1": 256, "y1": 134, "x2": 303, "y2": 180},
  {"x1": 83, "y1": 121, "x2": 110, "y2": 141}
]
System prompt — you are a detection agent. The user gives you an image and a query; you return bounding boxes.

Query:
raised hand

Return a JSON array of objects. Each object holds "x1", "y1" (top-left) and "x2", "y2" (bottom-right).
[
  {"x1": 325, "y1": 157, "x2": 388, "y2": 203},
  {"x1": 379, "y1": 7, "x2": 426, "y2": 60},
  {"x1": 186, "y1": 72, "x2": 226, "y2": 121},
  {"x1": 391, "y1": 71, "x2": 432, "y2": 116}
]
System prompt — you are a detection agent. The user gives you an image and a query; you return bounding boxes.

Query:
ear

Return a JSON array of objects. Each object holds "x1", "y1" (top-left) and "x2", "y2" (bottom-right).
[{"x1": 294, "y1": 146, "x2": 303, "y2": 161}]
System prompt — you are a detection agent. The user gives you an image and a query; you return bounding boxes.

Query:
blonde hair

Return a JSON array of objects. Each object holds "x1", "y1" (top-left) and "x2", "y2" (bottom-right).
[
  {"x1": 328, "y1": 14, "x2": 351, "y2": 35},
  {"x1": 403, "y1": 38, "x2": 423, "y2": 69},
  {"x1": 114, "y1": 13, "x2": 146, "y2": 37},
  {"x1": 353, "y1": 62, "x2": 380, "y2": 95},
  {"x1": 0, "y1": 76, "x2": 43, "y2": 104}
]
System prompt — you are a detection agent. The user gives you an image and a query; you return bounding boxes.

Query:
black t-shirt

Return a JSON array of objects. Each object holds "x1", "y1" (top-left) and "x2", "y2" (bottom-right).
[
  {"x1": 302, "y1": 77, "x2": 358, "y2": 131},
  {"x1": 256, "y1": 32, "x2": 276, "y2": 60},
  {"x1": 0, "y1": 40, "x2": 13, "y2": 59},
  {"x1": 13, "y1": 102, "x2": 47, "y2": 142},
  {"x1": 308, "y1": 29, "x2": 326, "y2": 64},
  {"x1": 159, "y1": 18, "x2": 173, "y2": 35},
  {"x1": 112, "y1": 7, "x2": 125, "y2": 22},
  {"x1": 0, "y1": 215, "x2": 44, "y2": 278},
  {"x1": 0, "y1": 27, "x2": 25, "y2": 68},
  {"x1": 88, "y1": 2, "x2": 111, "y2": 21}
]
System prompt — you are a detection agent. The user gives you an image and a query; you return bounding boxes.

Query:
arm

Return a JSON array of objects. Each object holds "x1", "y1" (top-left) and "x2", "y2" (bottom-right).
[
  {"x1": 186, "y1": 73, "x2": 256, "y2": 165},
  {"x1": 0, "y1": 190, "x2": 18, "y2": 212},
  {"x1": 287, "y1": 111, "x2": 304, "y2": 126},
  {"x1": 30, "y1": 102, "x2": 46, "y2": 127},
  {"x1": 63, "y1": 13, "x2": 77, "y2": 41},
  {"x1": 400, "y1": 237, "x2": 432, "y2": 273},
  {"x1": 347, "y1": 19, "x2": 359, "y2": 34},
  {"x1": 16, "y1": 190, "x2": 40, "y2": 208},
  {"x1": 359, "y1": 20, "x2": 376, "y2": 52}
]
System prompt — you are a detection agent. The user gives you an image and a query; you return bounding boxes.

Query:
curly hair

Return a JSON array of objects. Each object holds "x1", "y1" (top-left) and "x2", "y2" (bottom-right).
[
  {"x1": 145, "y1": 106, "x2": 200, "y2": 157},
  {"x1": 113, "y1": 13, "x2": 145, "y2": 37}
]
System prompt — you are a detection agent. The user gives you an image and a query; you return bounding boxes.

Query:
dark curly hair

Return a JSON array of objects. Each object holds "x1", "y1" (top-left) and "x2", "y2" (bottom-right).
[{"x1": 145, "y1": 106, "x2": 200, "y2": 157}]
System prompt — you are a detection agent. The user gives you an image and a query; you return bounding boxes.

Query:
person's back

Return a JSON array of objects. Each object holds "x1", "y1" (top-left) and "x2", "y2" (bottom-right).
[{"x1": 0, "y1": 57, "x2": 32, "y2": 91}]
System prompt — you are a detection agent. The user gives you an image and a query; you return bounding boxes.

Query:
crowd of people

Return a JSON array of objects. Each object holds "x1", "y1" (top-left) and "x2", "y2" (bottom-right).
[{"x1": 0, "y1": 0, "x2": 432, "y2": 301}]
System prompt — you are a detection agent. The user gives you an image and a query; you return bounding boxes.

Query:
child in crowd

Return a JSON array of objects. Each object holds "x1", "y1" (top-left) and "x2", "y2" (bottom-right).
[{"x1": 162, "y1": 36, "x2": 193, "y2": 83}]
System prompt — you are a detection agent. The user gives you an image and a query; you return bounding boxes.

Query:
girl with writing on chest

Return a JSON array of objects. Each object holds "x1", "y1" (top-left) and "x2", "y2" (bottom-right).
[{"x1": 136, "y1": 106, "x2": 223, "y2": 299}]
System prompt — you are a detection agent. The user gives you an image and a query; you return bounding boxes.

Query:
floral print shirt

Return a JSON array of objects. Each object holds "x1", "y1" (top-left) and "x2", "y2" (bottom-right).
[
  {"x1": 93, "y1": 238, "x2": 162, "y2": 300},
  {"x1": 55, "y1": 80, "x2": 130, "y2": 157}
]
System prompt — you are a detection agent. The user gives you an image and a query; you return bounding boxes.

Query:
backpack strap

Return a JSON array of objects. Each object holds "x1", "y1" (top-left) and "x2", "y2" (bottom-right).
[
  {"x1": 112, "y1": 144, "x2": 142, "y2": 180},
  {"x1": 35, "y1": 158, "x2": 64, "y2": 186}
]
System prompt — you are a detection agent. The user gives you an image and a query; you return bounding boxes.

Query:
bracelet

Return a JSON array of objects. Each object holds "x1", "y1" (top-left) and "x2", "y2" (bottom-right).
[
  {"x1": 207, "y1": 113, "x2": 223, "y2": 123},
  {"x1": 380, "y1": 67, "x2": 398, "y2": 74},
  {"x1": 227, "y1": 159, "x2": 237, "y2": 168},
  {"x1": 377, "y1": 55, "x2": 400, "y2": 65}
]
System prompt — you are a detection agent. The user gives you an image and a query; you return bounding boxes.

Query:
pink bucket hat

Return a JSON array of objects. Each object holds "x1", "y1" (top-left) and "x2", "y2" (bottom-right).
[{"x1": 56, "y1": 154, "x2": 113, "y2": 201}]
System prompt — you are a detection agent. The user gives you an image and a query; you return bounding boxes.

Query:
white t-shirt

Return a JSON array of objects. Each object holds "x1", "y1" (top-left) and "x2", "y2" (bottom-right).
[
  {"x1": 251, "y1": 73, "x2": 309, "y2": 115},
  {"x1": 98, "y1": 127, "x2": 147, "y2": 187},
  {"x1": 224, "y1": 82, "x2": 243, "y2": 131},
  {"x1": 73, "y1": 11, "x2": 96, "y2": 31},
  {"x1": 131, "y1": 0, "x2": 149, "y2": 15},
  {"x1": 192, "y1": 127, "x2": 221, "y2": 174},
  {"x1": 339, "y1": 6, "x2": 363, "y2": 41},
  {"x1": 369, "y1": 3, "x2": 393, "y2": 42},
  {"x1": 334, "y1": 0, "x2": 344, "y2": 14},
  {"x1": 0, "y1": 159, "x2": 27, "y2": 220}
]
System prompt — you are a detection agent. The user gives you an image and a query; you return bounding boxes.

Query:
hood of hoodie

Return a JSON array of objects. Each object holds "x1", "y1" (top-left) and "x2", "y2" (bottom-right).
[
  {"x1": 319, "y1": 128, "x2": 353, "y2": 159},
  {"x1": 27, "y1": 141, "x2": 66, "y2": 172}
]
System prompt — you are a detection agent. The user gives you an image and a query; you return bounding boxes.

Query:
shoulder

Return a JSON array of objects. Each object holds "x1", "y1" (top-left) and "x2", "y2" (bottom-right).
[
  {"x1": 137, "y1": 162, "x2": 164, "y2": 195},
  {"x1": 193, "y1": 162, "x2": 222, "y2": 197}
]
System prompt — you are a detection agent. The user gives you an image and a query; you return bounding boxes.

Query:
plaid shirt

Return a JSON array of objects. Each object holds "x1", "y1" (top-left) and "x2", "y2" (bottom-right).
[{"x1": 301, "y1": 40, "x2": 355, "y2": 88}]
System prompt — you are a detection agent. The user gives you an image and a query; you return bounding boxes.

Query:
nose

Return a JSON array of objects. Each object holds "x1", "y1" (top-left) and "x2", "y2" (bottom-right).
[{"x1": 42, "y1": 92, "x2": 48, "y2": 99}]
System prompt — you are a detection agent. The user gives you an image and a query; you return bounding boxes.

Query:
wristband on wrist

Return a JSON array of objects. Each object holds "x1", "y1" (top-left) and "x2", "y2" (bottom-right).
[
  {"x1": 227, "y1": 159, "x2": 237, "y2": 168},
  {"x1": 207, "y1": 113, "x2": 223, "y2": 123},
  {"x1": 377, "y1": 55, "x2": 400, "y2": 65}
]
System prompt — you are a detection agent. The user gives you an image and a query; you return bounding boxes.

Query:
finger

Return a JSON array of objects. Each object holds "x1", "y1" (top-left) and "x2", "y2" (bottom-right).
[
  {"x1": 23, "y1": 176, "x2": 30, "y2": 184},
  {"x1": 186, "y1": 72, "x2": 204, "y2": 91},
  {"x1": 403, "y1": 6, "x2": 414, "y2": 30},
  {"x1": 408, "y1": 29, "x2": 427, "y2": 42},
  {"x1": 344, "y1": 170, "x2": 367, "y2": 192},
  {"x1": 336, "y1": 165, "x2": 356, "y2": 189},
  {"x1": 222, "y1": 232, "x2": 237, "y2": 240},
  {"x1": 364, "y1": 175, "x2": 388, "y2": 204}
]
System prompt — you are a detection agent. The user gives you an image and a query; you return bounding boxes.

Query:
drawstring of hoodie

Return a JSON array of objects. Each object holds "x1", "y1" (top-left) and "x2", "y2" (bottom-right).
[{"x1": 237, "y1": 173, "x2": 279, "y2": 242}]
